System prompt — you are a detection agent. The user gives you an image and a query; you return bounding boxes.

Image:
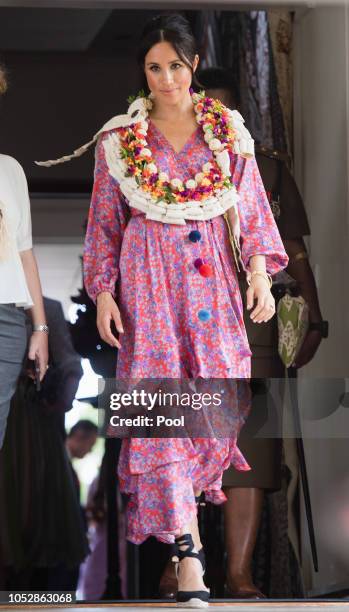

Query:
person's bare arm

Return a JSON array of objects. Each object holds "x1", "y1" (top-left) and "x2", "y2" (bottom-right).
[
  {"x1": 284, "y1": 238, "x2": 323, "y2": 323},
  {"x1": 20, "y1": 248, "x2": 48, "y2": 379}
]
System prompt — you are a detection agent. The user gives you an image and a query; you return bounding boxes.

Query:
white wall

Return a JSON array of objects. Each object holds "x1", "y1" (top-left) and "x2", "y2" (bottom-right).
[
  {"x1": 30, "y1": 197, "x2": 87, "y2": 317},
  {"x1": 293, "y1": 4, "x2": 349, "y2": 594},
  {"x1": 294, "y1": 5, "x2": 349, "y2": 379},
  {"x1": 34, "y1": 242, "x2": 83, "y2": 318}
]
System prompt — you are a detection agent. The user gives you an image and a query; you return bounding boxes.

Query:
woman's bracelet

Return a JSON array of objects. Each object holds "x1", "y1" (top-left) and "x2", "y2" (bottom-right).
[
  {"x1": 33, "y1": 324, "x2": 49, "y2": 334},
  {"x1": 246, "y1": 270, "x2": 273, "y2": 289}
]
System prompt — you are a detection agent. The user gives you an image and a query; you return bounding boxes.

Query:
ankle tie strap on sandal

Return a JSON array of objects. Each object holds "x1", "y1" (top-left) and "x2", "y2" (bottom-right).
[
  {"x1": 175, "y1": 534, "x2": 202, "y2": 562},
  {"x1": 175, "y1": 534, "x2": 209, "y2": 607},
  {"x1": 174, "y1": 534, "x2": 206, "y2": 572}
]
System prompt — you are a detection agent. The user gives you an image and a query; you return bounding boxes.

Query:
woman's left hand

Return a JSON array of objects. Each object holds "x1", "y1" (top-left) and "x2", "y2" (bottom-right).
[
  {"x1": 28, "y1": 332, "x2": 49, "y2": 381},
  {"x1": 246, "y1": 277, "x2": 275, "y2": 323}
]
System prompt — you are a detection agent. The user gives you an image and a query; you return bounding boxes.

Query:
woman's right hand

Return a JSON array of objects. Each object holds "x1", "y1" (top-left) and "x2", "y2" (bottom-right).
[{"x1": 96, "y1": 292, "x2": 124, "y2": 349}]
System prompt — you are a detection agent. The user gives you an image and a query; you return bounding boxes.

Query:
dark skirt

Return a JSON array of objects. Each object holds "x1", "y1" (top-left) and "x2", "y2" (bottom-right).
[{"x1": 0, "y1": 377, "x2": 89, "y2": 570}]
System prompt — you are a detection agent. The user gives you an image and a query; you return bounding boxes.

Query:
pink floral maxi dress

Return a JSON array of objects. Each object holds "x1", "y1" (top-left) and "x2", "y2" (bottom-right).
[{"x1": 83, "y1": 120, "x2": 288, "y2": 544}]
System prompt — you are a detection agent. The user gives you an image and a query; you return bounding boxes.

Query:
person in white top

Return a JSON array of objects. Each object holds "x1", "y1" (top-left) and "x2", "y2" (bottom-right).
[{"x1": 0, "y1": 65, "x2": 48, "y2": 448}]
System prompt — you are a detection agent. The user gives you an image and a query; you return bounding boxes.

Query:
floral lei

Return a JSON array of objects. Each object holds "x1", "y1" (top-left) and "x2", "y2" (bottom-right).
[
  {"x1": 35, "y1": 87, "x2": 254, "y2": 227},
  {"x1": 117, "y1": 89, "x2": 236, "y2": 205}
]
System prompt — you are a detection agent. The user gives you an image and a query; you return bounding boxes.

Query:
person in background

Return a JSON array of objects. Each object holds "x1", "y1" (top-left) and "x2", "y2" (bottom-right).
[
  {"x1": 65, "y1": 420, "x2": 99, "y2": 528},
  {"x1": 66, "y1": 420, "x2": 98, "y2": 461},
  {"x1": 65, "y1": 419, "x2": 99, "y2": 534},
  {"x1": 44, "y1": 418, "x2": 97, "y2": 594},
  {"x1": 0, "y1": 297, "x2": 88, "y2": 593},
  {"x1": 202, "y1": 66, "x2": 326, "y2": 598},
  {"x1": 43, "y1": 420, "x2": 97, "y2": 593},
  {"x1": 79, "y1": 452, "x2": 128, "y2": 601},
  {"x1": 0, "y1": 63, "x2": 48, "y2": 449}
]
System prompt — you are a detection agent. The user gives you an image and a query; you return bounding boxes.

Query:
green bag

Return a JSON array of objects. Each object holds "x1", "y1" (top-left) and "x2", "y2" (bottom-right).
[{"x1": 277, "y1": 292, "x2": 309, "y2": 367}]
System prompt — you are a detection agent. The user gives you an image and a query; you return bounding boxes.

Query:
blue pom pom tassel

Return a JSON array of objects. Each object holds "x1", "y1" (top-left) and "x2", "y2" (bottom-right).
[
  {"x1": 189, "y1": 230, "x2": 201, "y2": 243},
  {"x1": 198, "y1": 309, "x2": 211, "y2": 322}
]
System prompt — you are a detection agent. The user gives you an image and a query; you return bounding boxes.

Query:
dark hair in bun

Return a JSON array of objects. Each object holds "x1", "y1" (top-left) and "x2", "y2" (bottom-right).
[{"x1": 137, "y1": 13, "x2": 202, "y2": 92}]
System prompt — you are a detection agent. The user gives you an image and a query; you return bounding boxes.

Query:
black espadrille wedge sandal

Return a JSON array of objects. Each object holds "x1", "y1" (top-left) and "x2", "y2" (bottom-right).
[{"x1": 175, "y1": 534, "x2": 210, "y2": 608}]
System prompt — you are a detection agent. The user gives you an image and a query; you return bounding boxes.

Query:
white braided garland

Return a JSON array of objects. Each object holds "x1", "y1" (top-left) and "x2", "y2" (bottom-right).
[{"x1": 35, "y1": 94, "x2": 254, "y2": 234}]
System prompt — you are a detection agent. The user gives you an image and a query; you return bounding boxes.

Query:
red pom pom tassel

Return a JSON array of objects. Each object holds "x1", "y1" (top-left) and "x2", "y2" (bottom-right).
[{"x1": 199, "y1": 263, "x2": 213, "y2": 278}]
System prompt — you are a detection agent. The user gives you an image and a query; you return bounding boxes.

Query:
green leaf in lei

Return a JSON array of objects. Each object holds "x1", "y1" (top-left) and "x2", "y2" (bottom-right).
[
  {"x1": 161, "y1": 186, "x2": 177, "y2": 203},
  {"x1": 126, "y1": 89, "x2": 148, "y2": 105},
  {"x1": 120, "y1": 147, "x2": 129, "y2": 160}
]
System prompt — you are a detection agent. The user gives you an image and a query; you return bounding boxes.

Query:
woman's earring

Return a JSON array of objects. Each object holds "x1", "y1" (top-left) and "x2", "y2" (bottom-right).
[{"x1": 146, "y1": 91, "x2": 154, "y2": 110}]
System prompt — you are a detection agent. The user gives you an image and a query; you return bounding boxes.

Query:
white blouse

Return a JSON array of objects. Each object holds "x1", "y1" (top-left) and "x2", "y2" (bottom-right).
[{"x1": 0, "y1": 154, "x2": 33, "y2": 307}]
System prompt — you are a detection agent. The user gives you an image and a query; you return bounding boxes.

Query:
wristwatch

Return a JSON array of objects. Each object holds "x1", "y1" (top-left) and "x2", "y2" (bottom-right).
[
  {"x1": 308, "y1": 320, "x2": 328, "y2": 338},
  {"x1": 33, "y1": 324, "x2": 49, "y2": 334}
]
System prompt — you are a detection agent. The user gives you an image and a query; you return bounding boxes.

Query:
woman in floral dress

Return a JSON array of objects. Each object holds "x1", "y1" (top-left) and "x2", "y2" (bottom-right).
[{"x1": 82, "y1": 14, "x2": 288, "y2": 607}]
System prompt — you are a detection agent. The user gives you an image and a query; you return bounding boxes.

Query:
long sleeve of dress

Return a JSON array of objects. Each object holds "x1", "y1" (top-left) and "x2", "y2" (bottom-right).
[
  {"x1": 232, "y1": 154, "x2": 289, "y2": 275},
  {"x1": 83, "y1": 134, "x2": 130, "y2": 303}
]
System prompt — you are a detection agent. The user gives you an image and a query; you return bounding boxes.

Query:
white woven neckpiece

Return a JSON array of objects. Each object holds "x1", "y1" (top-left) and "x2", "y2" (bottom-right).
[{"x1": 36, "y1": 95, "x2": 255, "y2": 231}]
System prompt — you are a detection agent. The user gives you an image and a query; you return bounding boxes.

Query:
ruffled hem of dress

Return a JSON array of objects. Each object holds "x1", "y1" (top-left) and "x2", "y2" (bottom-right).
[
  {"x1": 125, "y1": 473, "x2": 251, "y2": 546},
  {"x1": 119, "y1": 438, "x2": 251, "y2": 545}
]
